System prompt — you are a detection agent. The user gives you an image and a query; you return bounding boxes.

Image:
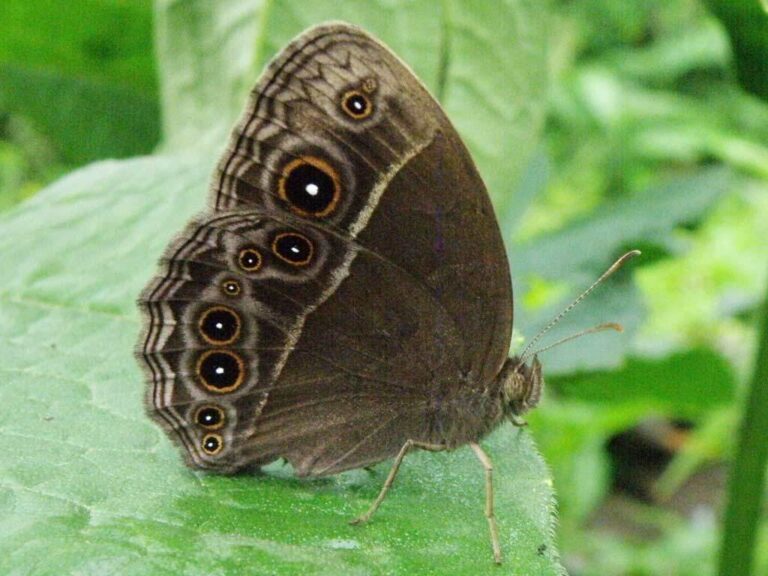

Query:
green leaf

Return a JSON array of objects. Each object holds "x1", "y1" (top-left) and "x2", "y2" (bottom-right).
[
  {"x1": 0, "y1": 0, "x2": 160, "y2": 164},
  {"x1": 705, "y1": 0, "x2": 768, "y2": 101},
  {"x1": 255, "y1": 1, "x2": 446, "y2": 87},
  {"x1": 441, "y1": 0, "x2": 549, "y2": 211},
  {"x1": 602, "y1": 17, "x2": 730, "y2": 84},
  {"x1": 515, "y1": 168, "x2": 732, "y2": 283},
  {"x1": 718, "y1": 264, "x2": 768, "y2": 576},
  {"x1": 0, "y1": 1, "x2": 562, "y2": 573},
  {"x1": 527, "y1": 400, "x2": 617, "y2": 524},
  {"x1": 552, "y1": 349, "x2": 737, "y2": 413},
  {"x1": 0, "y1": 64, "x2": 160, "y2": 166}
]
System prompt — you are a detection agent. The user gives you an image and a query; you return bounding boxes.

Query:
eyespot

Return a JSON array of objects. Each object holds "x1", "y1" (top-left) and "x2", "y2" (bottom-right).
[
  {"x1": 238, "y1": 247, "x2": 262, "y2": 272},
  {"x1": 201, "y1": 433, "x2": 223, "y2": 455},
  {"x1": 196, "y1": 350, "x2": 245, "y2": 393},
  {"x1": 341, "y1": 89, "x2": 373, "y2": 120},
  {"x1": 198, "y1": 306, "x2": 241, "y2": 345},
  {"x1": 221, "y1": 279, "x2": 241, "y2": 297},
  {"x1": 362, "y1": 77, "x2": 377, "y2": 94},
  {"x1": 278, "y1": 156, "x2": 340, "y2": 217},
  {"x1": 194, "y1": 405, "x2": 225, "y2": 430},
  {"x1": 272, "y1": 232, "x2": 313, "y2": 266}
]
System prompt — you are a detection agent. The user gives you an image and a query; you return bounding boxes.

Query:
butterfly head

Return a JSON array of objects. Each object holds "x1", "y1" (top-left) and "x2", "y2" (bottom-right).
[
  {"x1": 496, "y1": 250, "x2": 641, "y2": 420},
  {"x1": 498, "y1": 355, "x2": 544, "y2": 417}
]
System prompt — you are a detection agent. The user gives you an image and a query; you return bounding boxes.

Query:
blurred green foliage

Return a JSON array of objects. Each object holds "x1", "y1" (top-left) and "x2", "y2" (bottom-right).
[
  {"x1": 0, "y1": 0, "x2": 159, "y2": 205},
  {"x1": 524, "y1": 2, "x2": 768, "y2": 575},
  {"x1": 1, "y1": 0, "x2": 767, "y2": 575},
  {"x1": 704, "y1": 0, "x2": 768, "y2": 100}
]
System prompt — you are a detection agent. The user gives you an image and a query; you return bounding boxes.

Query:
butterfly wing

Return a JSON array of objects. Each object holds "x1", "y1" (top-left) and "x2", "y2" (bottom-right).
[{"x1": 138, "y1": 23, "x2": 512, "y2": 476}]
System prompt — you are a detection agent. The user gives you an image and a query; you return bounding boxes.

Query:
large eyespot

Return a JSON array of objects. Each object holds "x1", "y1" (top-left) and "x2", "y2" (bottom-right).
[
  {"x1": 278, "y1": 156, "x2": 340, "y2": 217},
  {"x1": 238, "y1": 247, "x2": 262, "y2": 272},
  {"x1": 198, "y1": 306, "x2": 241, "y2": 345},
  {"x1": 221, "y1": 279, "x2": 241, "y2": 297},
  {"x1": 195, "y1": 405, "x2": 225, "y2": 430},
  {"x1": 196, "y1": 350, "x2": 245, "y2": 393},
  {"x1": 341, "y1": 89, "x2": 373, "y2": 120},
  {"x1": 272, "y1": 232, "x2": 313, "y2": 266},
  {"x1": 201, "y1": 433, "x2": 223, "y2": 455}
]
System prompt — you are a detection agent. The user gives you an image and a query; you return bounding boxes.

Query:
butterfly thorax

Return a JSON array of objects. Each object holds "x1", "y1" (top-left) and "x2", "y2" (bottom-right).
[
  {"x1": 426, "y1": 384, "x2": 505, "y2": 448},
  {"x1": 426, "y1": 355, "x2": 543, "y2": 448}
]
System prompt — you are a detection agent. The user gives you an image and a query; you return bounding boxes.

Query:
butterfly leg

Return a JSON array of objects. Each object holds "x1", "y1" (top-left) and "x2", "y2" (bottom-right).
[
  {"x1": 470, "y1": 442, "x2": 502, "y2": 564},
  {"x1": 349, "y1": 439, "x2": 446, "y2": 525}
]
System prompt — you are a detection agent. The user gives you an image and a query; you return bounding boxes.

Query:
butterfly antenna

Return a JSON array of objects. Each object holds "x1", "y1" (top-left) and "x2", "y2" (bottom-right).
[
  {"x1": 527, "y1": 322, "x2": 623, "y2": 357},
  {"x1": 518, "y1": 250, "x2": 641, "y2": 365}
]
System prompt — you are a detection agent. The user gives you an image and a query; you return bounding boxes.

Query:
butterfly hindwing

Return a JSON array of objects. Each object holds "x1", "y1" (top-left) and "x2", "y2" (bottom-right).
[{"x1": 138, "y1": 209, "x2": 465, "y2": 473}]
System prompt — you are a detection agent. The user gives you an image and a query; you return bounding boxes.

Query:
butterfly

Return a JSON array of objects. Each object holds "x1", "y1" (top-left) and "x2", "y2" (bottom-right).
[{"x1": 137, "y1": 21, "x2": 637, "y2": 564}]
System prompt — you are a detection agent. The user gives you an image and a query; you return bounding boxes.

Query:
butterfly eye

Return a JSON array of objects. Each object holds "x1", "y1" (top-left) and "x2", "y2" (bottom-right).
[
  {"x1": 201, "y1": 433, "x2": 223, "y2": 455},
  {"x1": 341, "y1": 89, "x2": 373, "y2": 120},
  {"x1": 272, "y1": 232, "x2": 313, "y2": 266},
  {"x1": 195, "y1": 405, "x2": 225, "y2": 430},
  {"x1": 221, "y1": 279, "x2": 241, "y2": 297},
  {"x1": 196, "y1": 350, "x2": 245, "y2": 393},
  {"x1": 198, "y1": 306, "x2": 241, "y2": 345},
  {"x1": 278, "y1": 156, "x2": 341, "y2": 217},
  {"x1": 238, "y1": 247, "x2": 262, "y2": 272}
]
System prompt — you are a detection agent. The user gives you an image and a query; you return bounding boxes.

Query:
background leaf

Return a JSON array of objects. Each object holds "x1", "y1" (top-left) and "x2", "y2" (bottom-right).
[
  {"x1": 0, "y1": 0, "x2": 159, "y2": 164},
  {"x1": 704, "y1": 0, "x2": 768, "y2": 100},
  {"x1": 511, "y1": 168, "x2": 731, "y2": 374},
  {"x1": 553, "y1": 349, "x2": 737, "y2": 413},
  {"x1": 154, "y1": 0, "x2": 266, "y2": 150},
  {"x1": 157, "y1": 0, "x2": 549, "y2": 204}
]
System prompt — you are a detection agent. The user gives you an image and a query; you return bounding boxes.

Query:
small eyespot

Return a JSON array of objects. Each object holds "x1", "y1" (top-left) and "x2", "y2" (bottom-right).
[
  {"x1": 341, "y1": 89, "x2": 373, "y2": 120},
  {"x1": 272, "y1": 232, "x2": 313, "y2": 266},
  {"x1": 278, "y1": 156, "x2": 341, "y2": 217},
  {"x1": 202, "y1": 433, "x2": 223, "y2": 455},
  {"x1": 238, "y1": 247, "x2": 262, "y2": 272},
  {"x1": 196, "y1": 350, "x2": 245, "y2": 393},
  {"x1": 362, "y1": 77, "x2": 377, "y2": 94},
  {"x1": 221, "y1": 279, "x2": 241, "y2": 297},
  {"x1": 195, "y1": 405, "x2": 225, "y2": 430},
  {"x1": 198, "y1": 306, "x2": 241, "y2": 345}
]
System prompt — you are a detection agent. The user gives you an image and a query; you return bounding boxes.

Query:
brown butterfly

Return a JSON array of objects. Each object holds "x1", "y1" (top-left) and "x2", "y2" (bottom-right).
[{"x1": 137, "y1": 21, "x2": 637, "y2": 563}]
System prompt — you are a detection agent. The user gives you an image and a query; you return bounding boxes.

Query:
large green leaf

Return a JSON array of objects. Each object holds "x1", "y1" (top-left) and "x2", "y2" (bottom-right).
[{"x1": 0, "y1": 1, "x2": 562, "y2": 574}]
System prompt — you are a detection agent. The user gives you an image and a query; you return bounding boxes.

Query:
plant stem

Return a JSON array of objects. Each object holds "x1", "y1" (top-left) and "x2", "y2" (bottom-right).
[{"x1": 718, "y1": 266, "x2": 768, "y2": 576}]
